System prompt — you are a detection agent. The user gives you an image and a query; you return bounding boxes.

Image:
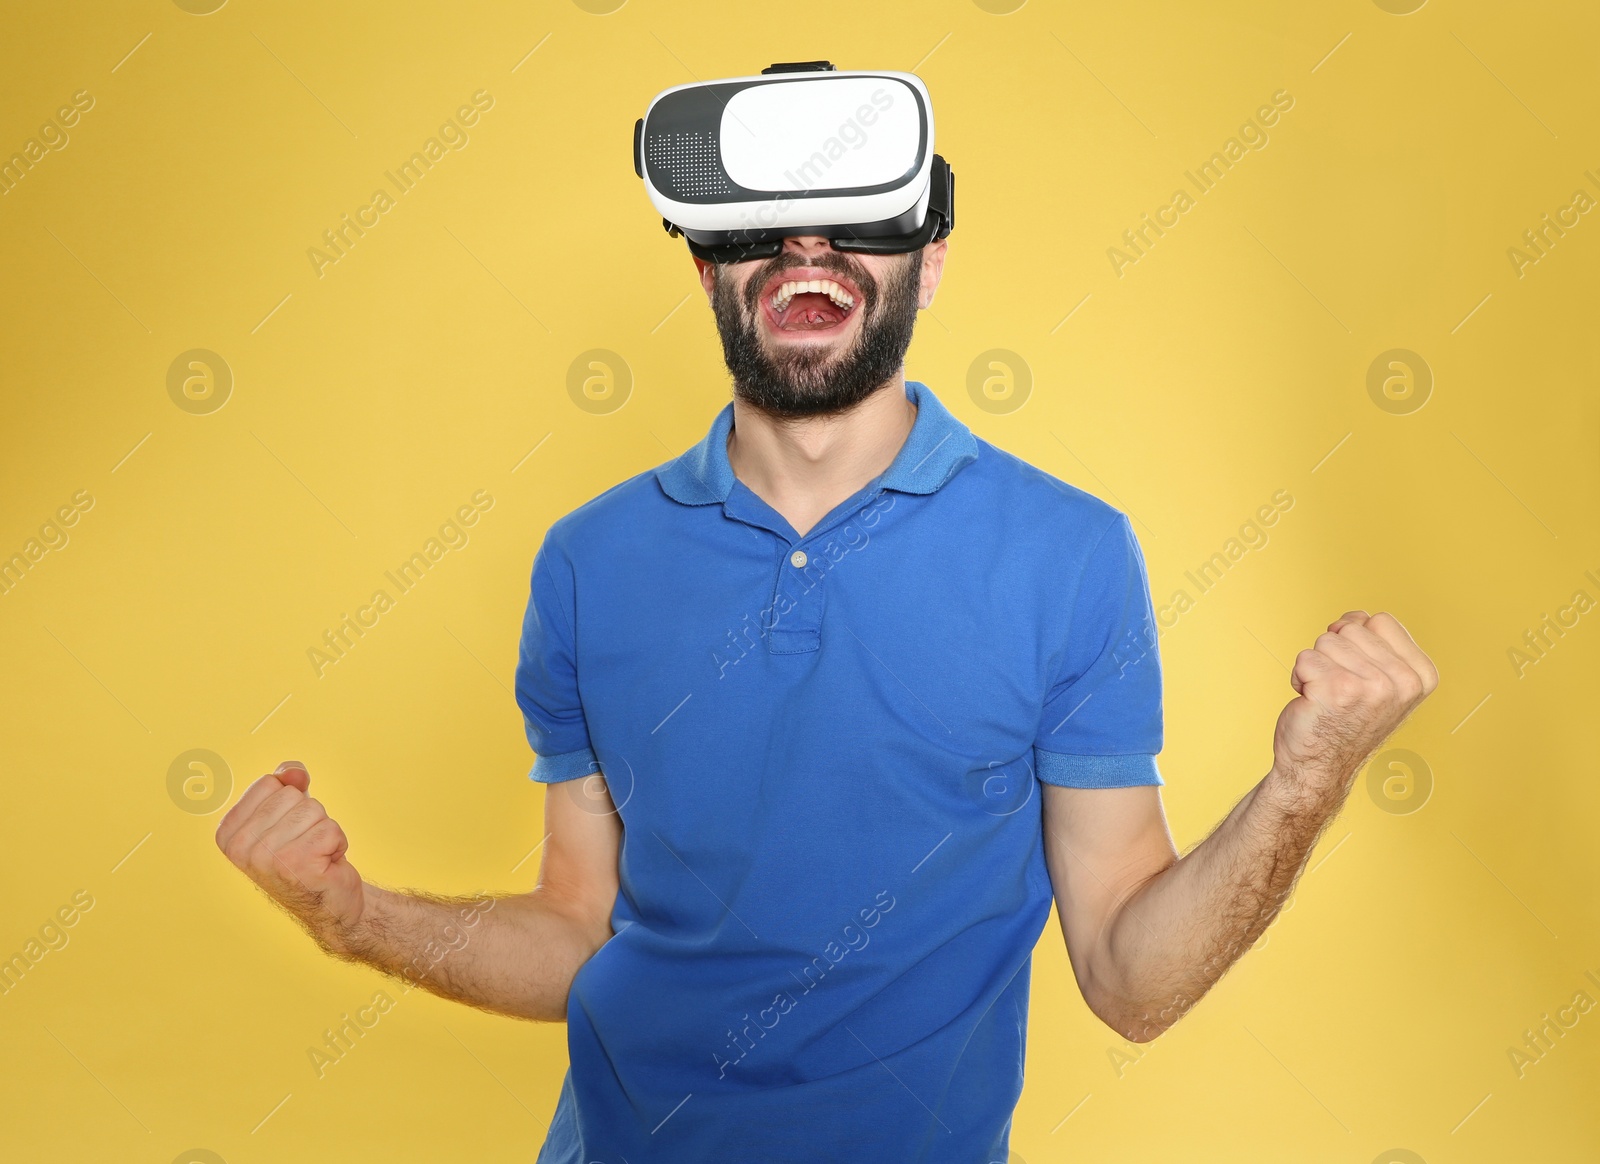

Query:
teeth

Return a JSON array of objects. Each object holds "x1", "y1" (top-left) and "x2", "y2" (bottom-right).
[{"x1": 770, "y1": 278, "x2": 855, "y2": 315}]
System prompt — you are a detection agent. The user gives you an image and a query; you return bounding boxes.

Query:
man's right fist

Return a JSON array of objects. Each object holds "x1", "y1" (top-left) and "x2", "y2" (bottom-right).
[{"x1": 215, "y1": 761, "x2": 366, "y2": 955}]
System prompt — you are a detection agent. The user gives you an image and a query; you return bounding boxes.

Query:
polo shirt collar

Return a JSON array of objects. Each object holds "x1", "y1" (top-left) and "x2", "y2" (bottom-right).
[{"x1": 656, "y1": 379, "x2": 979, "y2": 506}]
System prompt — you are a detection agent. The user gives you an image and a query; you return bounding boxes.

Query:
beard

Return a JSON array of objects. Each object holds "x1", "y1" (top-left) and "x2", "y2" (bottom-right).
[{"x1": 709, "y1": 247, "x2": 924, "y2": 420}]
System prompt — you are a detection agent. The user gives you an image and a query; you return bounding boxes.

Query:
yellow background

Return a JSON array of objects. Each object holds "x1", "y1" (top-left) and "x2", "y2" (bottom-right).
[{"x1": 1, "y1": 0, "x2": 1595, "y2": 1160}]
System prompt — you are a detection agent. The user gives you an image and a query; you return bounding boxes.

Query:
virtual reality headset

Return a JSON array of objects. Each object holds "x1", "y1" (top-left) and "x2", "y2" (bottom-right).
[{"x1": 633, "y1": 60, "x2": 955, "y2": 264}]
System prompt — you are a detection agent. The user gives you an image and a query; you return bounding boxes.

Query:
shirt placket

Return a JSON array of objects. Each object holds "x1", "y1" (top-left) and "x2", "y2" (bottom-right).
[{"x1": 723, "y1": 481, "x2": 889, "y2": 657}]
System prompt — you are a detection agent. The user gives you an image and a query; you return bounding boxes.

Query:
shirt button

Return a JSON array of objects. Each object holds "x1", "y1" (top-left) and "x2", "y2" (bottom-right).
[{"x1": 790, "y1": 549, "x2": 808, "y2": 568}]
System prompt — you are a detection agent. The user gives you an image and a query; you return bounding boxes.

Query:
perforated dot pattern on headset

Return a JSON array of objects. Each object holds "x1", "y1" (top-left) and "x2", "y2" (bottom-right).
[{"x1": 648, "y1": 131, "x2": 733, "y2": 198}]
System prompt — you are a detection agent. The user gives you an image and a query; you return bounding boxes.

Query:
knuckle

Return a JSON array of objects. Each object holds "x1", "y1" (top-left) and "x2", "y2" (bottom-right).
[
  {"x1": 308, "y1": 817, "x2": 345, "y2": 848},
  {"x1": 223, "y1": 830, "x2": 253, "y2": 865},
  {"x1": 1328, "y1": 671, "x2": 1364, "y2": 702}
]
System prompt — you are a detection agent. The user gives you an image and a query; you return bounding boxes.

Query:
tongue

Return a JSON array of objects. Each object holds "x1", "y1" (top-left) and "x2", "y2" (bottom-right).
[{"x1": 776, "y1": 291, "x2": 847, "y2": 330}]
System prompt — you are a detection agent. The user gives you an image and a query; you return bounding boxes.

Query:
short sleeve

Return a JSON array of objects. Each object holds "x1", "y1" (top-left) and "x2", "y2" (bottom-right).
[
  {"x1": 515, "y1": 533, "x2": 601, "y2": 783},
  {"x1": 1034, "y1": 512, "x2": 1165, "y2": 788}
]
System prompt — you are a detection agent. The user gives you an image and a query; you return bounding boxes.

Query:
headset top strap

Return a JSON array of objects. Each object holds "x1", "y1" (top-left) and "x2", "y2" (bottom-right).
[{"x1": 760, "y1": 61, "x2": 837, "y2": 74}]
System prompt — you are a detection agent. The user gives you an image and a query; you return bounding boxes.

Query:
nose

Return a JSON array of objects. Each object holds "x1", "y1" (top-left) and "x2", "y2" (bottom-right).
[{"x1": 782, "y1": 234, "x2": 836, "y2": 256}]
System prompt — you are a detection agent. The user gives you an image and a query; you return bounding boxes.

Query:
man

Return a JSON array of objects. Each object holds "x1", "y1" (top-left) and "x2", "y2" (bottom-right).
[{"x1": 216, "y1": 226, "x2": 1439, "y2": 1160}]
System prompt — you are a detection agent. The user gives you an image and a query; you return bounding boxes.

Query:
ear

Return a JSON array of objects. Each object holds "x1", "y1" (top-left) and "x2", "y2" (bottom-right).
[
  {"x1": 917, "y1": 238, "x2": 949, "y2": 310},
  {"x1": 693, "y1": 255, "x2": 716, "y2": 302}
]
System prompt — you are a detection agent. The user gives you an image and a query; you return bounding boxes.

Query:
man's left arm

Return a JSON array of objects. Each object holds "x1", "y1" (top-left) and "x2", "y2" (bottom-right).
[{"x1": 1043, "y1": 609, "x2": 1440, "y2": 1043}]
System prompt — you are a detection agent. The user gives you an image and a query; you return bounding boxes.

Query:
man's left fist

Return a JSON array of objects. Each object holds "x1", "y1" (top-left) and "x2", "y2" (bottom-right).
[{"x1": 1272, "y1": 610, "x2": 1440, "y2": 793}]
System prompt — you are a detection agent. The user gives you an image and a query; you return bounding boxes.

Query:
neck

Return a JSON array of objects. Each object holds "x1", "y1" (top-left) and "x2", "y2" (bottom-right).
[{"x1": 726, "y1": 372, "x2": 916, "y2": 538}]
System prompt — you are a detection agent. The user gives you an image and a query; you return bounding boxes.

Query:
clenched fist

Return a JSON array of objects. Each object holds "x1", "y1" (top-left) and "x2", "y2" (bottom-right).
[
  {"x1": 1273, "y1": 610, "x2": 1439, "y2": 795},
  {"x1": 215, "y1": 761, "x2": 367, "y2": 956}
]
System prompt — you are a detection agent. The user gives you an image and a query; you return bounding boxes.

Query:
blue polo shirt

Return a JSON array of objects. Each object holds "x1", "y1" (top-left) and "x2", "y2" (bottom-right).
[{"x1": 515, "y1": 379, "x2": 1164, "y2": 1163}]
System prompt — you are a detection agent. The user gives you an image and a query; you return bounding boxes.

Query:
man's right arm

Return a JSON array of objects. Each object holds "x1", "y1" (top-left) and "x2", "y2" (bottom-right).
[{"x1": 215, "y1": 760, "x2": 621, "y2": 1023}]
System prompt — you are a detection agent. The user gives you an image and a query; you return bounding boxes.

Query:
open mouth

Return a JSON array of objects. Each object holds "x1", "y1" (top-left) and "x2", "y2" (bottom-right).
[{"x1": 758, "y1": 269, "x2": 863, "y2": 336}]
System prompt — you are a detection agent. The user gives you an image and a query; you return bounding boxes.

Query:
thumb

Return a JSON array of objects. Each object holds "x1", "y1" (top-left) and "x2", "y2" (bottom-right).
[{"x1": 273, "y1": 760, "x2": 310, "y2": 793}]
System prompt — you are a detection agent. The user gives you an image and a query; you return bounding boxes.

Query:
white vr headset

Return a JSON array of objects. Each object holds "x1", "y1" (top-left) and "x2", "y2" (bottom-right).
[{"x1": 634, "y1": 60, "x2": 955, "y2": 263}]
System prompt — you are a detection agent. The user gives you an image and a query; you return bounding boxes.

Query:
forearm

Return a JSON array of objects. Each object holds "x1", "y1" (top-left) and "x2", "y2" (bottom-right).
[
  {"x1": 326, "y1": 883, "x2": 611, "y2": 1023},
  {"x1": 1091, "y1": 763, "x2": 1352, "y2": 1041}
]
